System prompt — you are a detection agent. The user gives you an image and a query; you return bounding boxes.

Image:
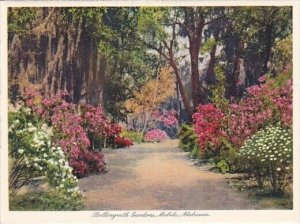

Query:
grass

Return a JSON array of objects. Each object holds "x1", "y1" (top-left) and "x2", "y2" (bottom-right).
[
  {"x1": 121, "y1": 130, "x2": 143, "y2": 143},
  {"x1": 9, "y1": 190, "x2": 84, "y2": 211},
  {"x1": 226, "y1": 175, "x2": 293, "y2": 209}
]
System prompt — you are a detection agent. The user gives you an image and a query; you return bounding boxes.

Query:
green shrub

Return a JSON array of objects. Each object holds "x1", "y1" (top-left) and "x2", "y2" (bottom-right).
[
  {"x1": 216, "y1": 138, "x2": 241, "y2": 173},
  {"x1": 216, "y1": 159, "x2": 229, "y2": 174},
  {"x1": 121, "y1": 130, "x2": 143, "y2": 143},
  {"x1": 190, "y1": 144, "x2": 200, "y2": 159},
  {"x1": 239, "y1": 125, "x2": 292, "y2": 195},
  {"x1": 9, "y1": 190, "x2": 83, "y2": 211},
  {"x1": 178, "y1": 124, "x2": 198, "y2": 153}
]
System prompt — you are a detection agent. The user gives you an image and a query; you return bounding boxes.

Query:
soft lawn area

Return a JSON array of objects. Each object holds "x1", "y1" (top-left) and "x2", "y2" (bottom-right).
[{"x1": 225, "y1": 174, "x2": 293, "y2": 209}]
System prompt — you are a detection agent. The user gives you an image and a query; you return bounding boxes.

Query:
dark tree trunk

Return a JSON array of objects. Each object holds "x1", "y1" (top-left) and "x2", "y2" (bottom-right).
[
  {"x1": 263, "y1": 23, "x2": 274, "y2": 74},
  {"x1": 227, "y1": 39, "x2": 242, "y2": 98},
  {"x1": 184, "y1": 8, "x2": 205, "y2": 109},
  {"x1": 8, "y1": 8, "x2": 105, "y2": 106},
  {"x1": 169, "y1": 59, "x2": 193, "y2": 122}
]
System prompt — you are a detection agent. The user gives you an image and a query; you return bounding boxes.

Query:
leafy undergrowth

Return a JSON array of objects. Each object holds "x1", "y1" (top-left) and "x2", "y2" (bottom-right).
[
  {"x1": 10, "y1": 190, "x2": 84, "y2": 211},
  {"x1": 226, "y1": 175, "x2": 293, "y2": 209}
]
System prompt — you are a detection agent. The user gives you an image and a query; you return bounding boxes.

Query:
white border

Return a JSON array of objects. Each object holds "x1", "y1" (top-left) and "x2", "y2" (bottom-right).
[{"x1": 1, "y1": 1, "x2": 300, "y2": 224}]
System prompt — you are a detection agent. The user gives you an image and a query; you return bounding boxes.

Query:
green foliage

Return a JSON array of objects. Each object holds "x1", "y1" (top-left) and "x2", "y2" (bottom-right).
[
  {"x1": 190, "y1": 144, "x2": 200, "y2": 159},
  {"x1": 217, "y1": 138, "x2": 240, "y2": 173},
  {"x1": 201, "y1": 38, "x2": 218, "y2": 54},
  {"x1": 272, "y1": 35, "x2": 292, "y2": 71},
  {"x1": 209, "y1": 64, "x2": 229, "y2": 111},
  {"x1": 121, "y1": 130, "x2": 143, "y2": 143},
  {"x1": 8, "y1": 8, "x2": 37, "y2": 35},
  {"x1": 137, "y1": 7, "x2": 170, "y2": 41},
  {"x1": 239, "y1": 125, "x2": 292, "y2": 195},
  {"x1": 9, "y1": 190, "x2": 83, "y2": 211},
  {"x1": 216, "y1": 159, "x2": 229, "y2": 174},
  {"x1": 178, "y1": 124, "x2": 198, "y2": 153},
  {"x1": 229, "y1": 7, "x2": 292, "y2": 43}
]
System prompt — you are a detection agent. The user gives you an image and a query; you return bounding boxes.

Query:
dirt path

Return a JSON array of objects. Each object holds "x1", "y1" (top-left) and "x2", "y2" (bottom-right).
[{"x1": 79, "y1": 140, "x2": 256, "y2": 210}]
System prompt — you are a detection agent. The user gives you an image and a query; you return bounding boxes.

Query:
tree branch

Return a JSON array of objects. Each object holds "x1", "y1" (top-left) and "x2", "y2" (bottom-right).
[{"x1": 204, "y1": 15, "x2": 226, "y2": 26}]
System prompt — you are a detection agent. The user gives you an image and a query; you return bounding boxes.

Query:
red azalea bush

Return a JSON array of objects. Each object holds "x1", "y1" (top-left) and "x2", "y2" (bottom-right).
[
  {"x1": 70, "y1": 151, "x2": 106, "y2": 177},
  {"x1": 228, "y1": 75, "x2": 292, "y2": 148},
  {"x1": 144, "y1": 129, "x2": 168, "y2": 142},
  {"x1": 193, "y1": 104, "x2": 225, "y2": 153},
  {"x1": 114, "y1": 136, "x2": 134, "y2": 148}
]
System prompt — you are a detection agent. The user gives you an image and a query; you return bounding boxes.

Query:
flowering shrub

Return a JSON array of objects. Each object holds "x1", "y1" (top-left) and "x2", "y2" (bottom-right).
[
  {"x1": 239, "y1": 126, "x2": 292, "y2": 194},
  {"x1": 193, "y1": 104, "x2": 225, "y2": 153},
  {"x1": 228, "y1": 75, "x2": 292, "y2": 148},
  {"x1": 114, "y1": 136, "x2": 134, "y2": 148},
  {"x1": 80, "y1": 104, "x2": 121, "y2": 141},
  {"x1": 152, "y1": 109, "x2": 178, "y2": 127},
  {"x1": 8, "y1": 105, "x2": 82, "y2": 202},
  {"x1": 144, "y1": 129, "x2": 168, "y2": 142},
  {"x1": 23, "y1": 88, "x2": 107, "y2": 177},
  {"x1": 70, "y1": 151, "x2": 106, "y2": 177}
]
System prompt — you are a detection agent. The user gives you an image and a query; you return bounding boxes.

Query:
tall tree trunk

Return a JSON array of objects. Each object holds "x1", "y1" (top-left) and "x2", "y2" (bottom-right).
[
  {"x1": 206, "y1": 31, "x2": 219, "y2": 86},
  {"x1": 184, "y1": 8, "x2": 205, "y2": 109},
  {"x1": 176, "y1": 81, "x2": 183, "y2": 125},
  {"x1": 8, "y1": 8, "x2": 105, "y2": 105},
  {"x1": 169, "y1": 59, "x2": 193, "y2": 121},
  {"x1": 263, "y1": 23, "x2": 274, "y2": 74},
  {"x1": 190, "y1": 47, "x2": 201, "y2": 108},
  {"x1": 226, "y1": 39, "x2": 242, "y2": 98}
]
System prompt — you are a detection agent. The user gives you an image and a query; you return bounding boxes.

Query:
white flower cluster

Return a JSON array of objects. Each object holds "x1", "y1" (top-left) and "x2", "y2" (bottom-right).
[
  {"x1": 9, "y1": 106, "x2": 82, "y2": 200},
  {"x1": 239, "y1": 125, "x2": 292, "y2": 171}
]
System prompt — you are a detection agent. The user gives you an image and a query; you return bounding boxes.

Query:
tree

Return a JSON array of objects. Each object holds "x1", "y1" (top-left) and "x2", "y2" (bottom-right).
[
  {"x1": 223, "y1": 7, "x2": 292, "y2": 97},
  {"x1": 138, "y1": 8, "x2": 194, "y2": 121},
  {"x1": 125, "y1": 67, "x2": 175, "y2": 136}
]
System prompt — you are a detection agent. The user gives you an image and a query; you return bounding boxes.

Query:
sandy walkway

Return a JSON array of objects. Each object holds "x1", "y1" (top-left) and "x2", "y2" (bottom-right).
[{"x1": 79, "y1": 140, "x2": 255, "y2": 210}]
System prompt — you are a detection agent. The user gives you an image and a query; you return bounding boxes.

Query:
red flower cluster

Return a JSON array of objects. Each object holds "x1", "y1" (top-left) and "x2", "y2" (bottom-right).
[
  {"x1": 193, "y1": 104, "x2": 225, "y2": 152},
  {"x1": 69, "y1": 151, "x2": 106, "y2": 177},
  {"x1": 114, "y1": 136, "x2": 134, "y2": 148}
]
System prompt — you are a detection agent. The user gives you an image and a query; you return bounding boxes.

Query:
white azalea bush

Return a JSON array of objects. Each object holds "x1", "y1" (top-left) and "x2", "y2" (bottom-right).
[
  {"x1": 8, "y1": 105, "x2": 82, "y2": 206},
  {"x1": 239, "y1": 125, "x2": 292, "y2": 194}
]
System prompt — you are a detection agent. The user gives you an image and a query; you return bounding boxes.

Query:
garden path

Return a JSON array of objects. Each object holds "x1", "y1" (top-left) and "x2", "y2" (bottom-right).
[{"x1": 79, "y1": 140, "x2": 256, "y2": 210}]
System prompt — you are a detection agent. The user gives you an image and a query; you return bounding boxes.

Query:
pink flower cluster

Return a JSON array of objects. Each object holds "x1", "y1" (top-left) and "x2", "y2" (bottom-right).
[
  {"x1": 80, "y1": 104, "x2": 121, "y2": 138},
  {"x1": 228, "y1": 77, "x2": 292, "y2": 147},
  {"x1": 193, "y1": 104, "x2": 225, "y2": 152},
  {"x1": 23, "y1": 88, "x2": 129, "y2": 177},
  {"x1": 144, "y1": 129, "x2": 168, "y2": 142},
  {"x1": 151, "y1": 109, "x2": 178, "y2": 127}
]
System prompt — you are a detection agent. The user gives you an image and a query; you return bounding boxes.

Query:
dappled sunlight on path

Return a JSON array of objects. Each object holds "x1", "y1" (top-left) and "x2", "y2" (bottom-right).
[{"x1": 79, "y1": 140, "x2": 255, "y2": 210}]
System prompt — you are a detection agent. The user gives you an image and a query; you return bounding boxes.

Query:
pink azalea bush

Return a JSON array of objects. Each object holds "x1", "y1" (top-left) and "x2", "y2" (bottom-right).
[
  {"x1": 227, "y1": 75, "x2": 292, "y2": 148},
  {"x1": 152, "y1": 109, "x2": 178, "y2": 127},
  {"x1": 191, "y1": 69, "x2": 292, "y2": 160},
  {"x1": 23, "y1": 88, "x2": 129, "y2": 177},
  {"x1": 144, "y1": 129, "x2": 168, "y2": 142}
]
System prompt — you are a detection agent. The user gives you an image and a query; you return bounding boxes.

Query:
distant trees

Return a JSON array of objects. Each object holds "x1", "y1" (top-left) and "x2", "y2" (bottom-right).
[{"x1": 8, "y1": 6, "x2": 292, "y2": 124}]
